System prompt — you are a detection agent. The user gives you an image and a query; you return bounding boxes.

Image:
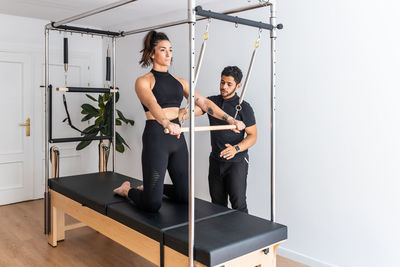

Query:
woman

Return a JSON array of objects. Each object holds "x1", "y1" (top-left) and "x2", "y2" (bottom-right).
[{"x1": 113, "y1": 31, "x2": 245, "y2": 212}]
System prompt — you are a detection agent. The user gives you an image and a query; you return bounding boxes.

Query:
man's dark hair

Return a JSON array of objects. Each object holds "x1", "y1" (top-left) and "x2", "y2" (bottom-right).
[{"x1": 221, "y1": 66, "x2": 243, "y2": 84}]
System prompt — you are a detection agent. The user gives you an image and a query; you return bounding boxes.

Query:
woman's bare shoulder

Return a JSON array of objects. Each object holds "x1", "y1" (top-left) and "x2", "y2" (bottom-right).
[
  {"x1": 137, "y1": 72, "x2": 153, "y2": 81},
  {"x1": 136, "y1": 72, "x2": 154, "y2": 87},
  {"x1": 173, "y1": 75, "x2": 188, "y2": 88}
]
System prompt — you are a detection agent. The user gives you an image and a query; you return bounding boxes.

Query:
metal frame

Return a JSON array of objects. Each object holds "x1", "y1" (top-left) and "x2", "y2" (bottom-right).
[
  {"x1": 47, "y1": 85, "x2": 113, "y2": 144},
  {"x1": 43, "y1": 1, "x2": 282, "y2": 266},
  {"x1": 269, "y1": 1, "x2": 277, "y2": 223},
  {"x1": 188, "y1": 2, "x2": 196, "y2": 266}
]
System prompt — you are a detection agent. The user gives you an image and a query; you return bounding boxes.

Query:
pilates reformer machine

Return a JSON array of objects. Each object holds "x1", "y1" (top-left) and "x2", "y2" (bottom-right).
[{"x1": 43, "y1": 1, "x2": 286, "y2": 267}]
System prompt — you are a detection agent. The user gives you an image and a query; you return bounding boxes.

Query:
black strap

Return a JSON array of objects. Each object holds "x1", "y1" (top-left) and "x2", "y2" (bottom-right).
[{"x1": 62, "y1": 94, "x2": 88, "y2": 134}]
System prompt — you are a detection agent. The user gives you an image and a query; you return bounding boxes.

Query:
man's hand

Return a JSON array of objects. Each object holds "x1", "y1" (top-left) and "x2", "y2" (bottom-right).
[
  {"x1": 232, "y1": 120, "x2": 246, "y2": 133},
  {"x1": 220, "y1": 144, "x2": 238, "y2": 160}
]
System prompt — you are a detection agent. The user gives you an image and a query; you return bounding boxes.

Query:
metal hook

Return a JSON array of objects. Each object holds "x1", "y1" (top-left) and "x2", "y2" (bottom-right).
[
  {"x1": 205, "y1": 20, "x2": 210, "y2": 33},
  {"x1": 235, "y1": 22, "x2": 238, "y2": 28},
  {"x1": 254, "y1": 28, "x2": 262, "y2": 47},
  {"x1": 204, "y1": 18, "x2": 211, "y2": 40}
]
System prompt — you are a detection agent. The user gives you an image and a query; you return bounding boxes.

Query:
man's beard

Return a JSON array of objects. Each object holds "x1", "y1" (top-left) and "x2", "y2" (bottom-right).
[{"x1": 221, "y1": 86, "x2": 237, "y2": 98}]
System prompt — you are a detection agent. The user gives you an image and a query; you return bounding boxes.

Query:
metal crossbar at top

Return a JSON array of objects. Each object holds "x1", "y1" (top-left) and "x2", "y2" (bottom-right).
[
  {"x1": 195, "y1": 6, "x2": 274, "y2": 30},
  {"x1": 51, "y1": 0, "x2": 137, "y2": 27},
  {"x1": 120, "y1": 3, "x2": 274, "y2": 37},
  {"x1": 50, "y1": 24, "x2": 121, "y2": 37}
]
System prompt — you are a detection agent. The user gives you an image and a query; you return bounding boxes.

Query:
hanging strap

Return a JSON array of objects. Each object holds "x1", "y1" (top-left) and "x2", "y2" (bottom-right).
[
  {"x1": 62, "y1": 94, "x2": 87, "y2": 134},
  {"x1": 106, "y1": 46, "x2": 111, "y2": 82},
  {"x1": 234, "y1": 28, "x2": 262, "y2": 119},
  {"x1": 181, "y1": 19, "x2": 211, "y2": 124},
  {"x1": 193, "y1": 19, "x2": 210, "y2": 89},
  {"x1": 61, "y1": 35, "x2": 86, "y2": 133}
]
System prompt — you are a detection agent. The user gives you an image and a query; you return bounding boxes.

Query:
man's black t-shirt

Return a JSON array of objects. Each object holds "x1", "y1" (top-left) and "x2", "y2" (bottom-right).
[{"x1": 207, "y1": 94, "x2": 256, "y2": 162}]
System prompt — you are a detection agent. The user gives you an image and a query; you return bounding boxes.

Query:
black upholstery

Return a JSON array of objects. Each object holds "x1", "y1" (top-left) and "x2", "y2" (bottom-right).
[
  {"x1": 164, "y1": 211, "x2": 288, "y2": 266},
  {"x1": 107, "y1": 198, "x2": 233, "y2": 241},
  {"x1": 49, "y1": 172, "x2": 140, "y2": 214},
  {"x1": 49, "y1": 172, "x2": 288, "y2": 266}
]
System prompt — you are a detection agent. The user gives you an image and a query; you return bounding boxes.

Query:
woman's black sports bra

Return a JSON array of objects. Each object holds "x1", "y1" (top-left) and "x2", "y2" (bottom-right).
[{"x1": 142, "y1": 69, "x2": 184, "y2": 112}]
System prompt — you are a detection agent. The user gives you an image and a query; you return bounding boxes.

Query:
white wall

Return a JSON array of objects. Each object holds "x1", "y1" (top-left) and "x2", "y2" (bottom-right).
[
  {"x1": 0, "y1": 14, "x2": 104, "y2": 197},
  {"x1": 276, "y1": 0, "x2": 400, "y2": 266},
  {"x1": 114, "y1": 1, "x2": 400, "y2": 267}
]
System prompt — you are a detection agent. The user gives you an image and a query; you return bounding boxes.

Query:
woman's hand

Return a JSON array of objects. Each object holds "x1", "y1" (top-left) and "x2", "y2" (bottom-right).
[
  {"x1": 232, "y1": 120, "x2": 246, "y2": 133},
  {"x1": 164, "y1": 121, "x2": 182, "y2": 138}
]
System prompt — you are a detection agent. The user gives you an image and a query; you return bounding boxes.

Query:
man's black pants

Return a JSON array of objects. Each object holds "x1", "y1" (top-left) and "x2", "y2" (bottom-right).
[{"x1": 208, "y1": 156, "x2": 249, "y2": 213}]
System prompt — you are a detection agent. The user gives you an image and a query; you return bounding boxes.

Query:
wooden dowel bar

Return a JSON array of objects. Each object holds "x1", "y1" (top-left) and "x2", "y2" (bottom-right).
[
  {"x1": 56, "y1": 87, "x2": 118, "y2": 93},
  {"x1": 164, "y1": 124, "x2": 236, "y2": 134}
]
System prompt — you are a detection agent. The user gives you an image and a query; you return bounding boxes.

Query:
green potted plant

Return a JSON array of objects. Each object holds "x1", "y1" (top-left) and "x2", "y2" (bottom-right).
[{"x1": 76, "y1": 92, "x2": 134, "y2": 155}]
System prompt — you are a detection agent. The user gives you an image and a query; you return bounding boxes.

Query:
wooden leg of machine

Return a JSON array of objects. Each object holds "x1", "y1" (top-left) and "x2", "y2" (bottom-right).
[
  {"x1": 48, "y1": 146, "x2": 65, "y2": 245},
  {"x1": 99, "y1": 141, "x2": 109, "y2": 172},
  {"x1": 50, "y1": 146, "x2": 59, "y2": 179},
  {"x1": 269, "y1": 242, "x2": 281, "y2": 267},
  {"x1": 47, "y1": 202, "x2": 65, "y2": 246}
]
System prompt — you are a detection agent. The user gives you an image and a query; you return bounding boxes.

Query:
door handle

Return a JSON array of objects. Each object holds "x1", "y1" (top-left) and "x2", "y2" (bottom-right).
[{"x1": 19, "y1": 117, "x2": 30, "y2": 136}]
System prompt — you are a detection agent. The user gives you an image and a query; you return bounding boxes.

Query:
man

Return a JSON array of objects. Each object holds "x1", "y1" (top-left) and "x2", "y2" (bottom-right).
[{"x1": 205, "y1": 66, "x2": 257, "y2": 213}]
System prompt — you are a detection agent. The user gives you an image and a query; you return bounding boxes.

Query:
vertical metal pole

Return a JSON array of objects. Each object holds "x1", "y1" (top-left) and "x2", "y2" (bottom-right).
[
  {"x1": 44, "y1": 27, "x2": 50, "y2": 234},
  {"x1": 188, "y1": 0, "x2": 196, "y2": 266},
  {"x1": 269, "y1": 2, "x2": 277, "y2": 222},
  {"x1": 112, "y1": 37, "x2": 116, "y2": 172}
]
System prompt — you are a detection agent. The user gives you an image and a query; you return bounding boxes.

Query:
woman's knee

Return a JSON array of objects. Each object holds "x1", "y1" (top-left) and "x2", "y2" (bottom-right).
[{"x1": 144, "y1": 198, "x2": 162, "y2": 212}]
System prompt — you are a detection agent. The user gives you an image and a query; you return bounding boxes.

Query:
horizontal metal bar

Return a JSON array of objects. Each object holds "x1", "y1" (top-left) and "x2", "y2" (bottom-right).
[
  {"x1": 52, "y1": 0, "x2": 136, "y2": 27},
  {"x1": 56, "y1": 87, "x2": 116, "y2": 93},
  {"x1": 121, "y1": 19, "x2": 191, "y2": 37},
  {"x1": 50, "y1": 24, "x2": 121, "y2": 37},
  {"x1": 221, "y1": 2, "x2": 271, "y2": 15},
  {"x1": 195, "y1": 6, "x2": 273, "y2": 30},
  {"x1": 50, "y1": 136, "x2": 111, "y2": 143},
  {"x1": 121, "y1": 3, "x2": 270, "y2": 37}
]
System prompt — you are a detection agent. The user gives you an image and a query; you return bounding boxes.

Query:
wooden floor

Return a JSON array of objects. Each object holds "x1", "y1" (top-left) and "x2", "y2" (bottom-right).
[{"x1": 0, "y1": 200, "x2": 308, "y2": 267}]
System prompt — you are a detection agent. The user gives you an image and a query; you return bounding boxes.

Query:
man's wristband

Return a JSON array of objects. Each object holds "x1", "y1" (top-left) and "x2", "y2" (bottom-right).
[{"x1": 234, "y1": 145, "x2": 240, "y2": 152}]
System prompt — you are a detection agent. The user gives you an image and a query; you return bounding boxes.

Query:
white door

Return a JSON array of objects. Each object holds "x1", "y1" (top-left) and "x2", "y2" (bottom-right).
[{"x1": 0, "y1": 52, "x2": 34, "y2": 205}]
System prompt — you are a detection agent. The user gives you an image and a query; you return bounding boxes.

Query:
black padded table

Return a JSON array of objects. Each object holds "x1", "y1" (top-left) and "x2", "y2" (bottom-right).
[
  {"x1": 47, "y1": 172, "x2": 288, "y2": 267},
  {"x1": 164, "y1": 211, "x2": 288, "y2": 266},
  {"x1": 48, "y1": 171, "x2": 138, "y2": 214},
  {"x1": 107, "y1": 198, "x2": 233, "y2": 242}
]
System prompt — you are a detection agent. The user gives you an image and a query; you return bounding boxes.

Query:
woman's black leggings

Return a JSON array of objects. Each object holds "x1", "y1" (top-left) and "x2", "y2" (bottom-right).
[{"x1": 128, "y1": 119, "x2": 188, "y2": 212}]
